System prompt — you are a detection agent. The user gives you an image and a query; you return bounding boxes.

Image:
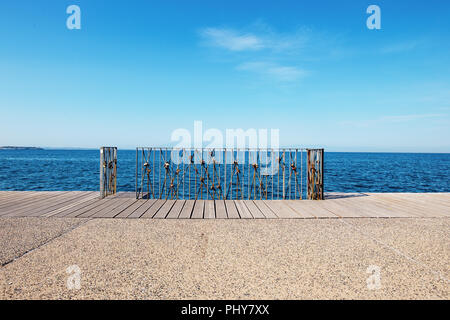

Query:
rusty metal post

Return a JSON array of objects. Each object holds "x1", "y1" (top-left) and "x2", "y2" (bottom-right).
[
  {"x1": 307, "y1": 148, "x2": 324, "y2": 200},
  {"x1": 100, "y1": 146, "x2": 117, "y2": 199}
]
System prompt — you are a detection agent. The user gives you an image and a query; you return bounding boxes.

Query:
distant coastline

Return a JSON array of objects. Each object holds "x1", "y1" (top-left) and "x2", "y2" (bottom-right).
[{"x1": 0, "y1": 146, "x2": 44, "y2": 150}]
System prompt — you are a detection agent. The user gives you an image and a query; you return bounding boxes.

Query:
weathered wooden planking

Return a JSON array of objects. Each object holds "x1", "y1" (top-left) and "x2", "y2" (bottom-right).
[
  {"x1": 141, "y1": 199, "x2": 166, "y2": 218},
  {"x1": 178, "y1": 200, "x2": 195, "y2": 218},
  {"x1": 0, "y1": 191, "x2": 42, "y2": 204},
  {"x1": 45, "y1": 192, "x2": 98, "y2": 217},
  {"x1": 2, "y1": 192, "x2": 74, "y2": 217},
  {"x1": 28, "y1": 192, "x2": 95, "y2": 217},
  {"x1": 25, "y1": 192, "x2": 90, "y2": 217},
  {"x1": 215, "y1": 200, "x2": 228, "y2": 219},
  {"x1": 115, "y1": 199, "x2": 148, "y2": 218},
  {"x1": 0, "y1": 191, "x2": 41, "y2": 208},
  {"x1": 375, "y1": 193, "x2": 450, "y2": 217},
  {"x1": 127, "y1": 199, "x2": 157, "y2": 218},
  {"x1": 262, "y1": 200, "x2": 300, "y2": 218},
  {"x1": 243, "y1": 200, "x2": 265, "y2": 218},
  {"x1": 166, "y1": 200, "x2": 186, "y2": 219},
  {"x1": 224, "y1": 200, "x2": 240, "y2": 219},
  {"x1": 364, "y1": 194, "x2": 432, "y2": 217},
  {"x1": 324, "y1": 197, "x2": 384, "y2": 218},
  {"x1": 287, "y1": 200, "x2": 338, "y2": 218},
  {"x1": 0, "y1": 192, "x2": 65, "y2": 216},
  {"x1": 204, "y1": 200, "x2": 215, "y2": 219},
  {"x1": 191, "y1": 200, "x2": 204, "y2": 219},
  {"x1": 67, "y1": 198, "x2": 114, "y2": 218},
  {"x1": 1, "y1": 192, "x2": 73, "y2": 217},
  {"x1": 55, "y1": 197, "x2": 104, "y2": 218},
  {"x1": 335, "y1": 196, "x2": 407, "y2": 218},
  {"x1": 153, "y1": 200, "x2": 176, "y2": 219},
  {"x1": 95, "y1": 198, "x2": 137, "y2": 218},
  {"x1": 112, "y1": 192, "x2": 135, "y2": 199},
  {"x1": 235, "y1": 200, "x2": 253, "y2": 219},
  {"x1": 316, "y1": 198, "x2": 374, "y2": 218},
  {"x1": 285, "y1": 201, "x2": 317, "y2": 218},
  {"x1": 253, "y1": 200, "x2": 278, "y2": 218},
  {"x1": 77, "y1": 198, "x2": 125, "y2": 218},
  {"x1": 0, "y1": 191, "x2": 449, "y2": 219}
]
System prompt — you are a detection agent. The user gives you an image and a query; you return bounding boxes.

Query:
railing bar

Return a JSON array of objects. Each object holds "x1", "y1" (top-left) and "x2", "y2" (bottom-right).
[{"x1": 224, "y1": 149, "x2": 227, "y2": 200}]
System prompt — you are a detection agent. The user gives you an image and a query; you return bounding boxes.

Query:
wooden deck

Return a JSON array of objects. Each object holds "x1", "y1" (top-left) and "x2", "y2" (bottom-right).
[{"x1": 0, "y1": 191, "x2": 448, "y2": 219}]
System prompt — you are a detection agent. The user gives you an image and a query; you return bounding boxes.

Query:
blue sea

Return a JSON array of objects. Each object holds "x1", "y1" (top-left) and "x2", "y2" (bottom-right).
[{"x1": 0, "y1": 149, "x2": 449, "y2": 194}]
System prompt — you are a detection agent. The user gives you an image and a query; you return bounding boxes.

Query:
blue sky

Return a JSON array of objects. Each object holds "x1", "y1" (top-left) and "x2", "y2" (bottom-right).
[{"x1": 0, "y1": 0, "x2": 449, "y2": 152}]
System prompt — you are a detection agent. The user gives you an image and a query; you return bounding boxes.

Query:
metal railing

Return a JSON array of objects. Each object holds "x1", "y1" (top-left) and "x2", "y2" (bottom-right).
[
  {"x1": 100, "y1": 147, "x2": 117, "y2": 198},
  {"x1": 135, "y1": 148, "x2": 324, "y2": 200}
]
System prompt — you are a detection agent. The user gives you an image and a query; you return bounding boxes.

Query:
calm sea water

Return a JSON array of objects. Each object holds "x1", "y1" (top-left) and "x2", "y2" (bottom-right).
[{"x1": 0, "y1": 149, "x2": 449, "y2": 193}]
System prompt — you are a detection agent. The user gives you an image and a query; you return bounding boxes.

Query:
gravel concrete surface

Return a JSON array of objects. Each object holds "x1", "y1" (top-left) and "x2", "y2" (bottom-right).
[
  {"x1": 0, "y1": 218, "x2": 448, "y2": 299},
  {"x1": 0, "y1": 217, "x2": 89, "y2": 266}
]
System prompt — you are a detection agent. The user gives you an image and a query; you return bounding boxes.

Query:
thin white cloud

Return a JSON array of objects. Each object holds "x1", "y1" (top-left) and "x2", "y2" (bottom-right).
[
  {"x1": 237, "y1": 62, "x2": 308, "y2": 82},
  {"x1": 200, "y1": 28, "x2": 264, "y2": 51},
  {"x1": 198, "y1": 24, "x2": 318, "y2": 82},
  {"x1": 199, "y1": 26, "x2": 308, "y2": 52}
]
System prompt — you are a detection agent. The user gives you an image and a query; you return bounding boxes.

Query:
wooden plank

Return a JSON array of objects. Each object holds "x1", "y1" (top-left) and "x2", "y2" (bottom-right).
[
  {"x1": 1, "y1": 192, "x2": 67, "y2": 217},
  {"x1": 127, "y1": 199, "x2": 157, "y2": 218},
  {"x1": 224, "y1": 200, "x2": 240, "y2": 218},
  {"x1": 404, "y1": 195, "x2": 450, "y2": 212},
  {"x1": 204, "y1": 200, "x2": 215, "y2": 219},
  {"x1": 178, "y1": 200, "x2": 195, "y2": 218},
  {"x1": 113, "y1": 199, "x2": 143, "y2": 218},
  {"x1": 1, "y1": 192, "x2": 73, "y2": 217},
  {"x1": 253, "y1": 200, "x2": 278, "y2": 218},
  {"x1": 95, "y1": 198, "x2": 137, "y2": 218},
  {"x1": 235, "y1": 200, "x2": 253, "y2": 219},
  {"x1": 335, "y1": 196, "x2": 402, "y2": 218},
  {"x1": 1, "y1": 191, "x2": 448, "y2": 219},
  {"x1": 113, "y1": 192, "x2": 135, "y2": 199},
  {"x1": 285, "y1": 201, "x2": 317, "y2": 218},
  {"x1": 317, "y1": 199, "x2": 374, "y2": 218},
  {"x1": 25, "y1": 192, "x2": 90, "y2": 217},
  {"x1": 166, "y1": 200, "x2": 185, "y2": 219},
  {"x1": 243, "y1": 200, "x2": 265, "y2": 218},
  {"x1": 19, "y1": 192, "x2": 86, "y2": 217},
  {"x1": 141, "y1": 199, "x2": 166, "y2": 218},
  {"x1": 0, "y1": 191, "x2": 37, "y2": 202},
  {"x1": 44, "y1": 192, "x2": 99, "y2": 217},
  {"x1": 288, "y1": 200, "x2": 338, "y2": 218},
  {"x1": 262, "y1": 200, "x2": 300, "y2": 218},
  {"x1": 191, "y1": 200, "x2": 204, "y2": 219},
  {"x1": 114, "y1": 199, "x2": 147, "y2": 218},
  {"x1": 0, "y1": 192, "x2": 63, "y2": 216},
  {"x1": 215, "y1": 200, "x2": 227, "y2": 219},
  {"x1": 55, "y1": 197, "x2": 103, "y2": 218},
  {"x1": 153, "y1": 200, "x2": 176, "y2": 218},
  {"x1": 366, "y1": 194, "x2": 443, "y2": 218},
  {"x1": 409, "y1": 194, "x2": 450, "y2": 208},
  {"x1": 0, "y1": 192, "x2": 39, "y2": 207},
  {"x1": 77, "y1": 198, "x2": 125, "y2": 218},
  {"x1": 347, "y1": 194, "x2": 413, "y2": 218},
  {"x1": 376, "y1": 193, "x2": 450, "y2": 217},
  {"x1": 0, "y1": 191, "x2": 64, "y2": 209}
]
